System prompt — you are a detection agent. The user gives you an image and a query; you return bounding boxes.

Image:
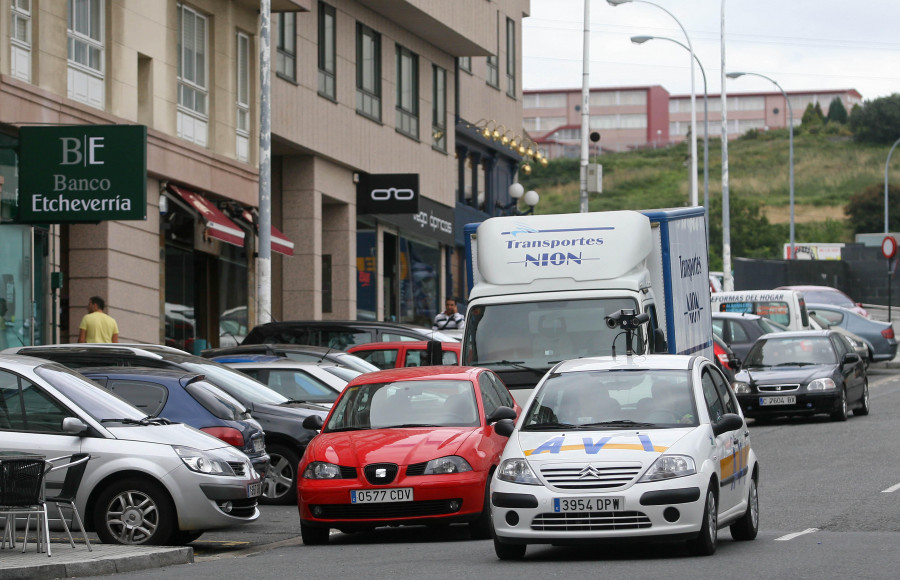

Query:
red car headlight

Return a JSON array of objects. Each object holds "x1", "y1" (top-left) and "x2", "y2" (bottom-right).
[{"x1": 423, "y1": 456, "x2": 473, "y2": 474}]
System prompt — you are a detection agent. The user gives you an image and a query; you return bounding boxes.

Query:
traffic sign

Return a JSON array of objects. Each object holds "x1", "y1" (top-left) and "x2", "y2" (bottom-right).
[{"x1": 882, "y1": 236, "x2": 897, "y2": 259}]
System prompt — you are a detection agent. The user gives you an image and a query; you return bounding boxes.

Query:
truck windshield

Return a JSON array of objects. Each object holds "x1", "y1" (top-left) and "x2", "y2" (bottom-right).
[{"x1": 461, "y1": 298, "x2": 644, "y2": 368}]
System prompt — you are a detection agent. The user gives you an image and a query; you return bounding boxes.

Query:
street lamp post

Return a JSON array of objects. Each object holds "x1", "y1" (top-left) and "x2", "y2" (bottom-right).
[
  {"x1": 631, "y1": 35, "x2": 709, "y2": 227},
  {"x1": 885, "y1": 136, "x2": 900, "y2": 234},
  {"x1": 727, "y1": 71, "x2": 794, "y2": 259},
  {"x1": 610, "y1": 0, "x2": 698, "y2": 206}
]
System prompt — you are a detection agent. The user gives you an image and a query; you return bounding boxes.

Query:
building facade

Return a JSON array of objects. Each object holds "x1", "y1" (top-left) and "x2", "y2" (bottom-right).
[
  {"x1": 525, "y1": 86, "x2": 863, "y2": 158},
  {"x1": 0, "y1": 0, "x2": 531, "y2": 349}
]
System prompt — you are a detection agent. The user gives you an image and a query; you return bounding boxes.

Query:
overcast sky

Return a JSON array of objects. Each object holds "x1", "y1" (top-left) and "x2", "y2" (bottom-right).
[{"x1": 523, "y1": 0, "x2": 900, "y2": 101}]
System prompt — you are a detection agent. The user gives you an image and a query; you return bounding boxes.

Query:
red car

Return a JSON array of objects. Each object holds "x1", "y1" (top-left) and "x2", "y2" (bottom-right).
[
  {"x1": 297, "y1": 366, "x2": 519, "y2": 544},
  {"x1": 347, "y1": 340, "x2": 461, "y2": 369}
]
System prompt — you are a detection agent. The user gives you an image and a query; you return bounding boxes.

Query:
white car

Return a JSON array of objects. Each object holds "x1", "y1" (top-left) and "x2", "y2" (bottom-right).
[
  {"x1": 491, "y1": 354, "x2": 759, "y2": 559},
  {"x1": 0, "y1": 354, "x2": 262, "y2": 545},
  {"x1": 225, "y1": 359, "x2": 360, "y2": 408}
]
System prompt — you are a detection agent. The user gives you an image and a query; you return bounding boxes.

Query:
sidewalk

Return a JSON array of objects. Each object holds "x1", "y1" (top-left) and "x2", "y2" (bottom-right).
[{"x1": 0, "y1": 539, "x2": 193, "y2": 580}]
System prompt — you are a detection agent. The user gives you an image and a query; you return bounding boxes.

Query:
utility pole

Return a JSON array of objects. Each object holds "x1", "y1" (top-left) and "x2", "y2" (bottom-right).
[{"x1": 257, "y1": 0, "x2": 272, "y2": 325}]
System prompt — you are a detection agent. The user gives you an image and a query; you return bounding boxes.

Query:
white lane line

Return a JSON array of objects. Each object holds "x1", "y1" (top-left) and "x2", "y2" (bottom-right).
[
  {"x1": 775, "y1": 528, "x2": 819, "y2": 541},
  {"x1": 882, "y1": 482, "x2": 900, "y2": 493}
]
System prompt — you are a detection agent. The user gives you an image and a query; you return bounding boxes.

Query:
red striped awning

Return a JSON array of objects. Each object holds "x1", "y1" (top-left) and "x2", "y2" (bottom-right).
[
  {"x1": 241, "y1": 209, "x2": 294, "y2": 256},
  {"x1": 167, "y1": 185, "x2": 245, "y2": 247}
]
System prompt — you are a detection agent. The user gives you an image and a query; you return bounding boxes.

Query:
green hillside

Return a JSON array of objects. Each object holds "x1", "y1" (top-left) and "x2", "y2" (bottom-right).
[{"x1": 519, "y1": 129, "x2": 900, "y2": 269}]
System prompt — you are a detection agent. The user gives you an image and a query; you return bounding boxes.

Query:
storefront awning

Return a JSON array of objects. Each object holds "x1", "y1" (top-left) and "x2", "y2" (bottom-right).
[
  {"x1": 167, "y1": 185, "x2": 246, "y2": 248},
  {"x1": 241, "y1": 209, "x2": 295, "y2": 257}
]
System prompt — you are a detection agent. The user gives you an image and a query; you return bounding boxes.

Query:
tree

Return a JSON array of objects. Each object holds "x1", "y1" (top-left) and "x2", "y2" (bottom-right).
[
  {"x1": 844, "y1": 182, "x2": 900, "y2": 234},
  {"x1": 801, "y1": 102, "x2": 824, "y2": 129},
  {"x1": 708, "y1": 195, "x2": 784, "y2": 269},
  {"x1": 849, "y1": 94, "x2": 900, "y2": 144},
  {"x1": 826, "y1": 97, "x2": 848, "y2": 124}
]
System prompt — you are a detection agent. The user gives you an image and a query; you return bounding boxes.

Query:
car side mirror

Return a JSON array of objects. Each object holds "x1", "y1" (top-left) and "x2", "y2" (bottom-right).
[
  {"x1": 425, "y1": 340, "x2": 443, "y2": 365},
  {"x1": 494, "y1": 418, "x2": 515, "y2": 438},
  {"x1": 730, "y1": 356, "x2": 742, "y2": 371},
  {"x1": 302, "y1": 414, "x2": 324, "y2": 431},
  {"x1": 653, "y1": 328, "x2": 668, "y2": 353},
  {"x1": 62, "y1": 417, "x2": 89, "y2": 435},
  {"x1": 711, "y1": 413, "x2": 744, "y2": 437},
  {"x1": 486, "y1": 405, "x2": 516, "y2": 424},
  {"x1": 841, "y1": 352, "x2": 861, "y2": 366}
]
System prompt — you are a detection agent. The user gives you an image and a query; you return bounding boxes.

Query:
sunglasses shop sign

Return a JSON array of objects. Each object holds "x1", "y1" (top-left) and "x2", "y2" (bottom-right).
[{"x1": 17, "y1": 125, "x2": 147, "y2": 223}]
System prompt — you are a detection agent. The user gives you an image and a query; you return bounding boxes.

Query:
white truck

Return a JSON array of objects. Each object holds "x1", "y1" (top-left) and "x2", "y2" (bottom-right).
[{"x1": 460, "y1": 207, "x2": 713, "y2": 400}]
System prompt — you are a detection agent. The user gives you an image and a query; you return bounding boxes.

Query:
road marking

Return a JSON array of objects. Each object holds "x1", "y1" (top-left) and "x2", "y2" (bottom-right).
[
  {"x1": 882, "y1": 482, "x2": 900, "y2": 493},
  {"x1": 775, "y1": 528, "x2": 819, "y2": 541}
]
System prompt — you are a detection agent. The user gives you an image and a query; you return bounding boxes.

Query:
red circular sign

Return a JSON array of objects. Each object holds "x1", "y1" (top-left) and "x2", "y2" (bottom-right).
[{"x1": 882, "y1": 236, "x2": 897, "y2": 259}]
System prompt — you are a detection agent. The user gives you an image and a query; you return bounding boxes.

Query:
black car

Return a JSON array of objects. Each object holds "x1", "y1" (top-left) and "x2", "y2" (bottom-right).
[
  {"x1": 712, "y1": 311, "x2": 788, "y2": 360},
  {"x1": 7, "y1": 344, "x2": 328, "y2": 505},
  {"x1": 731, "y1": 330, "x2": 869, "y2": 422},
  {"x1": 78, "y1": 366, "x2": 270, "y2": 478},
  {"x1": 201, "y1": 343, "x2": 379, "y2": 374},
  {"x1": 242, "y1": 320, "x2": 459, "y2": 350}
]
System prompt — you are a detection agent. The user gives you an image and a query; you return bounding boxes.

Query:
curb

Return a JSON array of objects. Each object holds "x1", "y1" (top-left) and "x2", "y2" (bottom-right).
[{"x1": 0, "y1": 545, "x2": 193, "y2": 580}]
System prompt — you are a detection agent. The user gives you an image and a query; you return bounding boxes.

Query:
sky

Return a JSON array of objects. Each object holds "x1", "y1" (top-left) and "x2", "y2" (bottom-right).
[{"x1": 523, "y1": 0, "x2": 900, "y2": 101}]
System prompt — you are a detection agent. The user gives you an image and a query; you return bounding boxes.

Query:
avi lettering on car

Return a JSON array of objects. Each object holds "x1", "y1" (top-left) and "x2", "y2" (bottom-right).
[{"x1": 461, "y1": 208, "x2": 713, "y2": 398}]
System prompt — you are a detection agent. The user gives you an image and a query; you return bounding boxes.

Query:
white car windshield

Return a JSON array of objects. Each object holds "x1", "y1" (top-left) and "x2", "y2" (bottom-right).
[{"x1": 523, "y1": 369, "x2": 698, "y2": 429}]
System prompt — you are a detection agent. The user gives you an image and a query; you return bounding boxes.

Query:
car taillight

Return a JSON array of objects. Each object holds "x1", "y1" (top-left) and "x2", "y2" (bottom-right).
[
  {"x1": 201, "y1": 427, "x2": 244, "y2": 448},
  {"x1": 882, "y1": 327, "x2": 895, "y2": 339}
]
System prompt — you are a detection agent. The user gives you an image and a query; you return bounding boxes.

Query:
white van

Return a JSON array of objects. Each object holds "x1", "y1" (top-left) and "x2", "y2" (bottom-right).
[{"x1": 710, "y1": 290, "x2": 811, "y2": 331}]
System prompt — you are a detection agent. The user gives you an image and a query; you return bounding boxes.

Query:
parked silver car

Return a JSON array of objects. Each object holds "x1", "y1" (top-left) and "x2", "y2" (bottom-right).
[{"x1": 0, "y1": 354, "x2": 262, "y2": 545}]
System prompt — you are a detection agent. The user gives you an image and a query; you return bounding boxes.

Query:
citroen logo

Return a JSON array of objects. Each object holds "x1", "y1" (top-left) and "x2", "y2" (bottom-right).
[{"x1": 578, "y1": 465, "x2": 603, "y2": 479}]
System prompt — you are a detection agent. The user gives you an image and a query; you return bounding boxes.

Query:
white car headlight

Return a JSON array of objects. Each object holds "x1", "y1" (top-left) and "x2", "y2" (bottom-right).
[
  {"x1": 497, "y1": 458, "x2": 541, "y2": 485},
  {"x1": 807, "y1": 378, "x2": 836, "y2": 391},
  {"x1": 732, "y1": 381, "x2": 751, "y2": 394},
  {"x1": 174, "y1": 446, "x2": 236, "y2": 475},
  {"x1": 638, "y1": 455, "x2": 696, "y2": 482},
  {"x1": 303, "y1": 461, "x2": 343, "y2": 479},
  {"x1": 423, "y1": 456, "x2": 472, "y2": 474}
]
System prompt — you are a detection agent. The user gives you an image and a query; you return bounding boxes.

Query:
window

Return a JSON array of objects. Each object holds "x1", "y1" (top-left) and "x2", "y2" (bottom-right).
[
  {"x1": 590, "y1": 114, "x2": 647, "y2": 130},
  {"x1": 318, "y1": 2, "x2": 335, "y2": 98},
  {"x1": 524, "y1": 93, "x2": 566, "y2": 109},
  {"x1": 356, "y1": 23, "x2": 381, "y2": 122},
  {"x1": 701, "y1": 370, "x2": 726, "y2": 422},
  {"x1": 395, "y1": 45, "x2": 418, "y2": 139},
  {"x1": 275, "y1": 12, "x2": 296, "y2": 81},
  {"x1": 432, "y1": 65, "x2": 446, "y2": 151},
  {"x1": 0, "y1": 371, "x2": 69, "y2": 433},
  {"x1": 177, "y1": 4, "x2": 209, "y2": 146},
  {"x1": 10, "y1": 0, "x2": 31, "y2": 82},
  {"x1": 106, "y1": 380, "x2": 167, "y2": 417},
  {"x1": 458, "y1": 56, "x2": 471, "y2": 73},
  {"x1": 479, "y1": 374, "x2": 501, "y2": 417},
  {"x1": 505, "y1": 18, "x2": 515, "y2": 97},
  {"x1": 236, "y1": 31, "x2": 250, "y2": 162},
  {"x1": 67, "y1": 0, "x2": 104, "y2": 108},
  {"x1": 486, "y1": 55, "x2": 499, "y2": 88}
]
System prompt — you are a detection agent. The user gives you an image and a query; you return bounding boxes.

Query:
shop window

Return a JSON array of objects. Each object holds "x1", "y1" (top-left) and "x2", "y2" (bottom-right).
[{"x1": 68, "y1": 0, "x2": 105, "y2": 109}]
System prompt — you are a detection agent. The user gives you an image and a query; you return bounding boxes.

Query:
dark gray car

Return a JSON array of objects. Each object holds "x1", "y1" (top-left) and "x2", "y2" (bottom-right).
[
  {"x1": 806, "y1": 303, "x2": 898, "y2": 363},
  {"x1": 712, "y1": 312, "x2": 788, "y2": 360}
]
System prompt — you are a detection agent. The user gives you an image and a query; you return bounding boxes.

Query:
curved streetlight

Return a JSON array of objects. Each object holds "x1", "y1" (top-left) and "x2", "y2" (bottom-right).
[
  {"x1": 632, "y1": 35, "x2": 709, "y2": 228},
  {"x1": 610, "y1": 0, "x2": 698, "y2": 207},
  {"x1": 885, "y1": 137, "x2": 900, "y2": 234},
  {"x1": 727, "y1": 71, "x2": 794, "y2": 259}
]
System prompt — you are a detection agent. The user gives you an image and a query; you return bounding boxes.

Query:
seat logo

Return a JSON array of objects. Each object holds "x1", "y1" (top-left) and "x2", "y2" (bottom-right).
[{"x1": 376, "y1": 468, "x2": 387, "y2": 478}]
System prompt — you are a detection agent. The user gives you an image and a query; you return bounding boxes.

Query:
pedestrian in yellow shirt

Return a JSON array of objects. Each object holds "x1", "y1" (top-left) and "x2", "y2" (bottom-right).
[{"x1": 78, "y1": 296, "x2": 119, "y2": 343}]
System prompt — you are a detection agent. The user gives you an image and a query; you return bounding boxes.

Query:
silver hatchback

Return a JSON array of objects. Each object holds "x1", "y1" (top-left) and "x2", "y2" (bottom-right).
[{"x1": 0, "y1": 354, "x2": 262, "y2": 545}]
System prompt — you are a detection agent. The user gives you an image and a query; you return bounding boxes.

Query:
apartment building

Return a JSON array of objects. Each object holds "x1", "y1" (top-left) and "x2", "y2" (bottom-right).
[
  {"x1": 0, "y1": 0, "x2": 530, "y2": 350},
  {"x1": 525, "y1": 86, "x2": 862, "y2": 158}
]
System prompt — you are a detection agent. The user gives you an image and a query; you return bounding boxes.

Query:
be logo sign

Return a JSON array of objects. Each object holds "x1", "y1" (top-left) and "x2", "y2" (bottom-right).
[{"x1": 17, "y1": 125, "x2": 147, "y2": 223}]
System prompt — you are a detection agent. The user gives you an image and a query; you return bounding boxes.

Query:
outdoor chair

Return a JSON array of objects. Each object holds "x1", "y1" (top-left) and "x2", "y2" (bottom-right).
[
  {"x1": 0, "y1": 457, "x2": 51, "y2": 556},
  {"x1": 43, "y1": 453, "x2": 92, "y2": 552}
]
